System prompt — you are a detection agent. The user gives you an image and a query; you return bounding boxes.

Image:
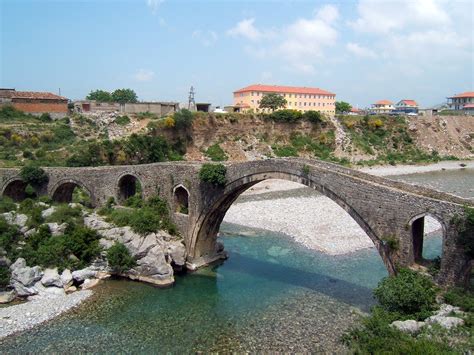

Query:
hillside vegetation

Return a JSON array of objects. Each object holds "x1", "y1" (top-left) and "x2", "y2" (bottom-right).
[{"x1": 0, "y1": 105, "x2": 472, "y2": 168}]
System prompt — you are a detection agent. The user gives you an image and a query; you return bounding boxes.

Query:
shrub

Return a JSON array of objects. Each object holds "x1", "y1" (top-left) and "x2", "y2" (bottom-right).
[
  {"x1": 444, "y1": 288, "x2": 474, "y2": 312},
  {"x1": 458, "y1": 207, "x2": 474, "y2": 258},
  {"x1": 199, "y1": 163, "x2": 227, "y2": 186},
  {"x1": 115, "y1": 115, "x2": 131, "y2": 126},
  {"x1": 270, "y1": 109, "x2": 302, "y2": 123},
  {"x1": 0, "y1": 216, "x2": 20, "y2": 254},
  {"x1": 303, "y1": 110, "x2": 323, "y2": 123},
  {"x1": 374, "y1": 268, "x2": 436, "y2": 318},
  {"x1": 107, "y1": 243, "x2": 136, "y2": 273},
  {"x1": 173, "y1": 109, "x2": 194, "y2": 130},
  {"x1": 20, "y1": 165, "x2": 49, "y2": 187},
  {"x1": 273, "y1": 145, "x2": 298, "y2": 157},
  {"x1": 46, "y1": 204, "x2": 83, "y2": 225},
  {"x1": 39, "y1": 113, "x2": 52, "y2": 122},
  {"x1": 205, "y1": 144, "x2": 228, "y2": 161},
  {"x1": 0, "y1": 265, "x2": 10, "y2": 289},
  {"x1": 163, "y1": 116, "x2": 175, "y2": 128},
  {"x1": 0, "y1": 197, "x2": 16, "y2": 213}
]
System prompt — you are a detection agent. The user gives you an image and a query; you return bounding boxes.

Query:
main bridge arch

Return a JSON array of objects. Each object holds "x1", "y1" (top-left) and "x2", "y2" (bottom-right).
[{"x1": 189, "y1": 170, "x2": 396, "y2": 274}]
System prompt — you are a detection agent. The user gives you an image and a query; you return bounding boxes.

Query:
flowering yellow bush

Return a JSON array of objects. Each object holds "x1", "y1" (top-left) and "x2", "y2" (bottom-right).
[{"x1": 163, "y1": 116, "x2": 175, "y2": 128}]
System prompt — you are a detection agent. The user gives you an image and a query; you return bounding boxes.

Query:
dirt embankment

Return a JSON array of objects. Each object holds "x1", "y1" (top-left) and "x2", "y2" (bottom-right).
[{"x1": 407, "y1": 115, "x2": 474, "y2": 159}]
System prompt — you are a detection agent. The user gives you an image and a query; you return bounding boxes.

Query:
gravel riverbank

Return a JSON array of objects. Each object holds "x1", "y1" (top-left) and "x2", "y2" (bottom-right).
[{"x1": 0, "y1": 291, "x2": 92, "y2": 339}]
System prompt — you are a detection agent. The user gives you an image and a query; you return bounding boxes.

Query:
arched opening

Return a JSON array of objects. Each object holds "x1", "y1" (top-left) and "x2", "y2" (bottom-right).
[
  {"x1": 190, "y1": 173, "x2": 393, "y2": 276},
  {"x1": 2, "y1": 179, "x2": 28, "y2": 202},
  {"x1": 411, "y1": 214, "x2": 444, "y2": 266},
  {"x1": 117, "y1": 174, "x2": 142, "y2": 205},
  {"x1": 174, "y1": 185, "x2": 189, "y2": 214},
  {"x1": 52, "y1": 181, "x2": 91, "y2": 206}
]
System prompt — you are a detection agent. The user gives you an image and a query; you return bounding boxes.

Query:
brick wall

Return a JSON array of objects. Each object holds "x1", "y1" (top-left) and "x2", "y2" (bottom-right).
[{"x1": 13, "y1": 102, "x2": 68, "y2": 113}]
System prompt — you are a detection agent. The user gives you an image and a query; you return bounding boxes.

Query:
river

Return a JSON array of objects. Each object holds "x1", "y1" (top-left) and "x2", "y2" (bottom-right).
[{"x1": 0, "y1": 167, "x2": 472, "y2": 352}]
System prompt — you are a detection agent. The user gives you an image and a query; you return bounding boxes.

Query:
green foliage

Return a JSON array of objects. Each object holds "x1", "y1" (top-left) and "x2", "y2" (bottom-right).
[
  {"x1": 303, "y1": 110, "x2": 323, "y2": 123},
  {"x1": 86, "y1": 89, "x2": 113, "y2": 102},
  {"x1": 0, "y1": 105, "x2": 36, "y2": 122},
  {"x1": 0, "y1": 196, "x2": 16, "y2": 213},
  {"x1": 374, "y1": 268, "x2": 436, "y2": 318},
  {"x1": 115, "y1": 115, "x2": 131, "y2": 126},
  {"x1": 38, "y1": 113, "x2": 52, "y2": 122},
  {"x1": 259, "y1": 93, "x2": 287, "y2": 111},
  {"x1": 173, "y1": 109, "x2": 194, "y2": 130},
  {"x1": 335, "y1": 101, "x2": 352, "y2": 113},
  {"x1": 205, "y1": 144, "x2": 228, "y2": 161},
  {"x1": 0, "y1": 265, "x2": 10, "y2": 289},
  {"x1": 20, "y1": 165, "x2": 49, "y2": 187},
  {"x1": 199, "y1": 163, "x2": 227, "y2": 186},
  {"x1": 52, "y1": 123, "x2": 75, "y2": 142},
  {"x1": 0, "y1": 216, "x2": 20, "y2": 254},
  {"x1": 46, "y1": 204, "x2": 83, "y2": 225},
  {"x1": 72, "y1": 186, "x2": 92, "y2": 207},
  {"x1": 444, "y1": 288, "x2": 474, "y2": 312},
  {"x1": 107, "y1": 243, "x2": 136, "y2": 273},
  {"x1": 270, "y1": 109, "x2": 302, "y2": 123},
  {"x1": 111, "y1": 88, "x2": 138, "y2": 104},
  {"x1": 273, "y1": 145, "x2": 298, "y2": 157},
  {"x1": 381, "y1": 235, "x2": 399, "y2": 251},
  {"x1": 302, "y1": 164, "x2": 310, "y2": 175},
  {"x1": 457, "y1": 207, "x2": 474, "y2": 258}
]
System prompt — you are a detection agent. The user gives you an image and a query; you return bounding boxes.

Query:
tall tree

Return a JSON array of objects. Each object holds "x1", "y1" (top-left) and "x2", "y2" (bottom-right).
[
  {"x1": 112, "y1": 89, "x2": 138, "y2": 104},
  {"x1": 335, "y1": 101, "x2": 352, "y2": 114},
  {"x1": 259, "y1": 93, "x2": 287, "y2": 112},
  {"x1": 86, "y1": 89, "x2": 113, "y2": 102}
]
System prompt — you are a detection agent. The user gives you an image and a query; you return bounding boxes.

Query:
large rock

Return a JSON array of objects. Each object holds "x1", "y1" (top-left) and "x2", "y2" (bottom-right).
[
  {"x1": 11, "y1": 281, "x2": 38, "y2": 297},
  {"x1": 134, "y1": 233, "x2": 159, "y2": 259},
  {"x1": 1, "y1": 212, "x2": 28, "y2": 228},
  {"x1": 426, "y1": 315, "x2": 464, "y2": 329},
  {"x1": 33, "y1": 281, "x2": 66, "y2": 298},
  {"x1": 41, "y1": 268, "x2": 62, "y2": 288},
  {"x1": 436, "y1": 304, "x2": 463, "y2": 317},
  {"x1": 10, "y1": 258, "x2": 27, "y2": 270},
  {"x1": 60, "y1": 269, "x2": 73, "y2": 288},
  {"x1": 99, "y1": 238, "x2": 115, "y2": 250},
  {"x1": 133, "y1": 245, "x2": 173, "y2": 280},
  {"x1": 167, "y1": 241, "x2": 186, "y2": 266},
  {"x1": 46, "y1": 222, "x2": 68, "y2": 236},
  {"x1": 11, "y1": 264, "x2": 43, "y2": 287},
  {"x1": 81, "y1": 278, "x2": 101, "y2": 290},
  {"x1": 84, "y1": 214, "x2": 112, "y2": 231},
  {"x1": 0, "y1": 290, "x2": 16, "y2": 304},
  {"x1": 391, "y1": 320, "x2": 425, "y2": 334},
  {"x1": 102, "y1": 227, "x2": 139, "y2": 244},
  {"x1": 41, "y1": 206, "x2": 56, "y2": 219},
  {"x1": 72, "y1": 268, "x2": 98, "y2": 282}
]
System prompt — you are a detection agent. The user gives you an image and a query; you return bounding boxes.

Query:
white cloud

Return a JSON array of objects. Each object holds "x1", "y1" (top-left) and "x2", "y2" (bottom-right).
[
  {"x1": 133, "y1": 69, "x2": 155, "y2": 82},
  {"x1": 227, "y1": 5, "x2": 339, "y2": 73},
  {"x1": 192, "y1": 30, "x2": 218, "y2": 47},
  {"x1": 146, "y1": 0, "x2": 164, "y2": 15},
  {"x1": 346, "y1": 42, "x2": 377, "y2": 59},
  {"x1": 350, "y1": 0, "x2": 450, "y2": 34}
]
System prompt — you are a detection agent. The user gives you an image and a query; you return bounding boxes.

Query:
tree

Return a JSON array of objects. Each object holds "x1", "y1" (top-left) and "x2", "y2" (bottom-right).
[
  {"x1": 112, "y1": 89, "x2": 138, "y2": 104},
  {"x1": 259, "y1": 93, "x2": 287, "y2": 112},
  {"x1": 199, "y1": 164, "x2": 227, "y2": 186},
  {"x1": 86, "y1": 90, "x2": 113, "y2": 102},
  {"x1": 335, "y1": 101, "x2": 352, "y2": 114}
]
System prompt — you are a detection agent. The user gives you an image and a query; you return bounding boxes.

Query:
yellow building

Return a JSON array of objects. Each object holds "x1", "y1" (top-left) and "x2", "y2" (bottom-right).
[{"x1": 233, "y1": 84, "x2": 336, "y2": 115}]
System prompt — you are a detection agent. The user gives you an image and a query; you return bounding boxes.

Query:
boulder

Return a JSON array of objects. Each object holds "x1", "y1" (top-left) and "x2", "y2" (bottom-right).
[
  {"x1": 391, "y1": 320, "x2": 425, "y2": 334},
  {"x1": 37, "y1": 202, "x2": 49, "y2": 208},
  {"x1": 436, "y1": 304, "x2": 463, "y2": 317},
  {"x1": 11, "y1": 281, "x2": 38, "y2": 297},
  {"x1": 11, "y1": 265, "x2": 43, "y2": 287},
  {"x1": 133, "y1": 245, "x2": 173, "y2": 279},
  {"x1": 167, "y1": 241, "x2": 186, "y2": 266},
  {"x1": 41, "y1": 268, "x2": 62, "y2": 288},
  {"x1": 72, "y1": 268, "x2": 98, "y2": 282},
  {"x1": 24, "y1": 228, "x2": 37, "y2": 237},
  {"x1": 46, "y1": 222, "x2": 68, "y2": 236},
  {"x1": 33, "y1": 281, "x2": 66, "y2": 297},
  {"x1": 65, "y1": 285, "x2": 77, "y2": 293},
  {"x1": 426, "y1": 315, "x2": 464, "y2": 329},
  {"x1": 81, "y1": 278, "x2": 101, "y2": 290},
  {"x1": 134, "y1": 233, "x2": 158, "y2": 259},
  {"x1": 99, "y1": 238, "x2": 115, "y2": 250},
  {"x1": 102, "y1": 227, "x2": 138, "y2": 244},
  {"x1": 84, "y1": 214, "x2": 112, "y2": 231},
  {"x1": 10, "y1": 258, "x2": 27, "y2": 271},
  {"x1": 0, "y1": 290, "x2": 16, "y2": 304},
  {"x1": 60, "y1": 269, "x2": 73, "y2": 288},
  {"x1": 41, "y1": 206, "x2": 56, "y2": 219},
  {"x1": 1, "y1": 212, "x2": 28, "y2": 228}
]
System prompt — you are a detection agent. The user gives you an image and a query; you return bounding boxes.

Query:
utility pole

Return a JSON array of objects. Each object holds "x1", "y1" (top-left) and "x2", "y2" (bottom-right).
[{"x1": 188, "y1": 86, "x2": 196, "y2": 111}]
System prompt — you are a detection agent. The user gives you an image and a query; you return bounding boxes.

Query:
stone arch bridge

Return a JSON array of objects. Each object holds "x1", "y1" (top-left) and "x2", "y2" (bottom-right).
[{"x1": 1, "y1": 158, "x2": 472, "y2": 287}]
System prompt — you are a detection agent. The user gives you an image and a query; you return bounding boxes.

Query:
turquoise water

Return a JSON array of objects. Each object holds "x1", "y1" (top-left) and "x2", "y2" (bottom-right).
[{"x1": 0, "y1": 168, "x2": 469, "y2": 352}]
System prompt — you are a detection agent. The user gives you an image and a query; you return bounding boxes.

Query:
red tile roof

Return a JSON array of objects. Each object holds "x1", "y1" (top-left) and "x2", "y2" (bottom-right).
[
  {"x1": 449, "y1": 91, "x2": 474, "y2": 99},
  {"x1": 0, "y1": 89, "x2": 67, "y2": 100},
  {"x1": 374, "y1": 100, "x2": 393, "y2": 105},
  {"x1": 399, "y1": 99, "x2": 417, "y2": 106},
  {"x1": 234, "y1": 84, "x2": 335, "y2": 96}
]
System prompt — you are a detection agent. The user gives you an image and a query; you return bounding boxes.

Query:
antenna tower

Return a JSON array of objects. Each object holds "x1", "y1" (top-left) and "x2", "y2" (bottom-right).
[{"x1": 188, "y1": 86, "x2": 196, "y2": 111}]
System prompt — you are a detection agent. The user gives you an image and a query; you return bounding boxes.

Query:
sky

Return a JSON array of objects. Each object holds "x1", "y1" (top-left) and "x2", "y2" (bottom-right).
[{"x1": 1, "y1": 0, "x2": 473, "y2": 108}]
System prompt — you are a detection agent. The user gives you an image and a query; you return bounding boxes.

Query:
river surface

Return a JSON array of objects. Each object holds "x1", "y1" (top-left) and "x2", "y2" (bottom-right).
[{"x1": 0, "y1": 167, "x2": 472, "y2": 353}]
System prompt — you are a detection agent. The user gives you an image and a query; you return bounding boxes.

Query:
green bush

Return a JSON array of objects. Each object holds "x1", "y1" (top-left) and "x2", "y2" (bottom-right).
[
  {"x1": 0, "y1": 216, "x2": 20, "y2": 254},
  {"x1": 205, "y1": 144, "x2": 228, "y2": 161},
  {"x1": 0, "y1": 265, "x2": 10, "y2": 289},
  {"x1": 115, "y1": 115, "x2": 131, "y2": 126},
  {"x1": 107, "y1": 243, "x2": 136, "y2": 273},
  {"x1": 47, "y1": 204, "x2": 83, "y2": 225},
  {"x1": 39, "y1": 113, "x2": 52, "y2": 122},
  {"x1": 173, "y1": 109, "x2": 194, "y2": 130},
  {"x1": 270, "y1": 109, "x2": 302, "y2": 123},
  {"x1": 458, "y1": 207, "x2": 474, "y2": 258},
  {"x1": 20, "y1": 165, "x2": 49, "y2": 187},
  {"x1": 374, "y1": 268, "x2": 436, "y2": 318},
  {"x1": 273, "y1": 145, "x2": 298, "y2": 157},
  {"x1": 199, "y1": 163, "x2": 227, "y2": 186},
  {"x1": 0, "y1": 197, "x2": 16, "y2": 213},
  {"x1": 444, "y1": 288, "x2": 474, "y2": 312},
  {"x1": 303, "y1": 110, "x2": 323, "y2": 123}
]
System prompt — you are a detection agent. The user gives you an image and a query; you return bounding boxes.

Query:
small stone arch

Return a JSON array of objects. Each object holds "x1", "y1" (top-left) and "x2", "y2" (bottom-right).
[
  {"x1": 408, "y1": 212, "x2": 446, "y2": 265},
  {"x1": 173, "y1": 184, "x2": 189, "y2": 214},
  {"x1": 51, "y1": 179, "x2": 93, "y2": 205},
  {"x1": 117, "y1": 173, "x2": 142, "y2": 204},
  {"x1": 189, "y1": 171, "x2": 395, "y2": 274},
  {"x1": 2, "y1": 178, "x2": 28, "y2": 202}
]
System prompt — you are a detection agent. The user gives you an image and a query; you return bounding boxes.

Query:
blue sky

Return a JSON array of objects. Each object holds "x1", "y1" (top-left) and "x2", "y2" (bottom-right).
[{"x1": 1, "y1": 0, "x2": 473, "y2": 108}]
